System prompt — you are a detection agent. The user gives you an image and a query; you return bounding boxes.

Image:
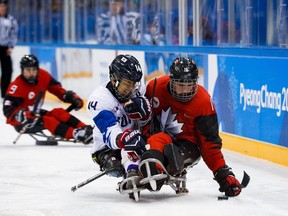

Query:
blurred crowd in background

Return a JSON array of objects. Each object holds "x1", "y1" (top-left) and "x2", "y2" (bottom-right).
[{"x1": 8, "y1": 0, "x2": 288, "y2": 48}]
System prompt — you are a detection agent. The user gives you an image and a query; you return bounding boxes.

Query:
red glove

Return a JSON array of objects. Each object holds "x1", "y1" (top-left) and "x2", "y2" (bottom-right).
[
  {"x1": 214, "y1": 166, "x2": 242, "y2": 197},
  {"x1": 63, "y1": 90, "x2": 84, "y2": 110},
  {"x1": 15, "y1": 109, "x2": 38, "y2": 124}
]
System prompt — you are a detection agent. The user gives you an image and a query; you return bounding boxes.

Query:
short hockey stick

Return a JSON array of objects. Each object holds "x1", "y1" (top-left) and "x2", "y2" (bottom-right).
[
  {"x1": 71, "y1": 168, "x2": 118, "y2": 192},
  {"x1": 218, "y1": 171, "x2": 250, "y2": 200}
]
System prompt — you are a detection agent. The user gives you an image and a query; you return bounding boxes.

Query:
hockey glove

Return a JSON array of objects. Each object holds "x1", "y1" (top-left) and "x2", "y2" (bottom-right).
[
  {"x1": 118, "y1": 129, "x2": 147, "y2": 158},
  {"x1": 15, "y1": 109, "x2": 38, "y2": 124},
  {"x1": 123, "y1": 96, "x2": 151, "y2": 120},
  {"x1": 63, "y1": 90, "x2": 84, "y2": 110},
  {"x1": 92, "y1": 148, "x2": 125, "y2": 178},
  {"x1": 214, "y1": 165, "x2": 242, "y2": 197}
]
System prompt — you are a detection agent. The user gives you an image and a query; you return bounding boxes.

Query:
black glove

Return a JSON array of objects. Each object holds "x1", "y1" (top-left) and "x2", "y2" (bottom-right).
[
  {"x1": 118, "y1": 129, "x2": 147, "y2": 157},
  {"x1": 123, "y1": 96, "x2": 151, "y2": 120},
  {"x1": 63, "y1": 90, "x2": 84, "y2": 110},
  {"x1": 92, "y1": 148, "x2": 124, "y2": 178},
  {"x1": 15, "y1": 109, "x2": 37, "y2": 124},
  {"x1": 214, "y1": 165, "x2": 242, "y2": 197}
]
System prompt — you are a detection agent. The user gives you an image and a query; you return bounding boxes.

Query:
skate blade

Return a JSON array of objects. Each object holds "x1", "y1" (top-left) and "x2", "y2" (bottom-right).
[{"x1": 118, "y1": 176, "x2": 146, "y2": 195}]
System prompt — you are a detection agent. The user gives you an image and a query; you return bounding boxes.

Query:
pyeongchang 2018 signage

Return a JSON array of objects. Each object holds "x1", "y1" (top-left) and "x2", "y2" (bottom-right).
[
  {"x1": 240, "y1": 84, "x2": 288, "y2": 117},
  {"x1": 212, "y1": 56, "x2": 288, "y2": 147}
]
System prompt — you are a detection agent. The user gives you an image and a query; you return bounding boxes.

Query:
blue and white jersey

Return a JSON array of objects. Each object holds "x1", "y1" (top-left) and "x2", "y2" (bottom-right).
[
  {"x1": 0, "y1": 14, "x2": 18, "y2": 47},
  {"x1": 87, "y1": 81, "x2": 146, "y2": 154}
]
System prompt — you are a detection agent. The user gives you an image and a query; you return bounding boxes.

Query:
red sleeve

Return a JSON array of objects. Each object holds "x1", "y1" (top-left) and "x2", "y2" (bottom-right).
[
  {"x1": 3, "y1": 94, "x2": 23, "y2": 126},
  {"x1": 194, "y1": 91, "x2": 226, "y2": 173},
  {"x1": 35, "y1": 69, "x2": 66, "y2": 100},
  {"x1": 47, "y1": 76, "x2": 66, "y2": 100},
  {"x1": 37, "y1": 69, "x2": 66, "y2": 100},
  {"x1": 4, "y1": 77, "x2": 36, "y2": 126}
]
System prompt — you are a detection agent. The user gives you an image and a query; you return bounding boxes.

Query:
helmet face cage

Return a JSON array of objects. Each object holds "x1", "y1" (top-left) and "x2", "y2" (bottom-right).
[
  {"x1": 111, "y1": 73, "x2": 141, "y2": 101},
  {"x1": 109, "y1": 54, "x2": 142, "y2": 101},
  {"x1": 20, "y1": 55, "x2": 39, "y2": 84},
  {"x1": 169, "y1": 57, "x2": 199, "y2": 102}
]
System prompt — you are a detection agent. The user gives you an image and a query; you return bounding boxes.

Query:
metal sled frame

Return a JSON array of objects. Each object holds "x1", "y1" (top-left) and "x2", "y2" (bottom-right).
[
  {"x1": 12, "y1": 102, "x2": 85, "y2": 145},
  {"x1": 139, "y1": 158, "x2": 188, "y2": 194},
  {"x1": 118, "y1": 175, "x2": 146, "y2": 202},
  {"x1": 118, "y1": 158, "x2": 190, "y2": 201},
  {"x1": 15, "y1": 126, "x2": 93, "y2": 146},
  {"x1": 27, "y1": 129, "x2": 75, "y2": 146}
]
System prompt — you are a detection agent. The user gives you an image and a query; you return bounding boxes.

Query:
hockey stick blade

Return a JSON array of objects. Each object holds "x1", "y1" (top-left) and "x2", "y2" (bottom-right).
[
  {"x1": 240, "y1": 171, "x2": 250, "y2": 188},
  {"x1": 71, "y1": 168, "x2": 118, "y2": 192},
  {"x1": 217, "y1": 171, "x2": 250, "y2": 201}
]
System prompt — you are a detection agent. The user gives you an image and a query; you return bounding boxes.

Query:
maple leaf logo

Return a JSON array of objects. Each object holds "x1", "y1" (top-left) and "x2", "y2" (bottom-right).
[{"x1": 159, "y1": 107, "x2": 183, "y2": 136}]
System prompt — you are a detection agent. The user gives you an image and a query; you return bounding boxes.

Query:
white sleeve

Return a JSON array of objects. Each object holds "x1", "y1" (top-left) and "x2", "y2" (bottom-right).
[{"x1": 87, "y1": 86, "x2": 129, "y2": 150}]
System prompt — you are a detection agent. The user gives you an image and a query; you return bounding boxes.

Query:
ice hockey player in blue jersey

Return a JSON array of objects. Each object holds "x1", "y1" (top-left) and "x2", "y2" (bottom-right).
[{"x1": 86, "y1": 54, "x2": 151, "y2": 200}]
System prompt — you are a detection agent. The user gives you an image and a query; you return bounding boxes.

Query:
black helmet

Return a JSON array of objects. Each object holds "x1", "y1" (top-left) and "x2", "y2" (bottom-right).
[
  {"x1": 20, "y1": 55, "x2": 39, "y2": 84},
  {"x1": 109, "y1": 54, "x2": 142, "y2": 102},
  {"x1": 20, "y1": 54, "x2": 39, "y2": 70},
  {"x1": 169, "y1": 57, "x2": 199, "y2": 102}
]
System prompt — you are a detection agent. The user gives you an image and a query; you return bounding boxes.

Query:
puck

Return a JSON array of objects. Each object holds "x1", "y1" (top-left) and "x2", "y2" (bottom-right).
[{"x1": 218, "y1": 196, "x2": 229, "y2": 201}]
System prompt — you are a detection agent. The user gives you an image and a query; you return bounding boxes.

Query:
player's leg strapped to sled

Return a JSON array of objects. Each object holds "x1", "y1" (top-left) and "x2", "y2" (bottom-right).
[
  {"x1": 72, "y1": 131, "x2": 249, "y2": 201},
  {"x1": 117, "y1": 132, "x2": 201, "y2": 200},
  {"x1": 13, "y1": 107, "x2": 93, "y2": 145}
]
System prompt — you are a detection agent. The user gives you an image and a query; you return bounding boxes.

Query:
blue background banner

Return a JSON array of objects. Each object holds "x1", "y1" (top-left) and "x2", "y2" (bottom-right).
[
  {"x1": 213, "y1": 56, "x2": 288, "y2": 147},
  {"x1": 31, "y1": 47, "x2": 58, "y2": 80}
]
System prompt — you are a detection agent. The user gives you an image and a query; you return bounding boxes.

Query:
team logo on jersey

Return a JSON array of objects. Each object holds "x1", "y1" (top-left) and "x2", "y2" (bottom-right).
[
  {"x1": 28, "y1": 91, "x2": 36, "y2": 100},
  {"x1": 151, "y1": 97, "x2": 160, "y2": 108},
  {"x1": 160, "y1": 107, "x2": 183, "y2": 136}
]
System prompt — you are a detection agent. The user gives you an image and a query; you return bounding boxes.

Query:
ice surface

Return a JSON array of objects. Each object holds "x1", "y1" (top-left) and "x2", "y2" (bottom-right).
[{"x1": 1, "y1": 101, "x2": 288, "y2": 216}]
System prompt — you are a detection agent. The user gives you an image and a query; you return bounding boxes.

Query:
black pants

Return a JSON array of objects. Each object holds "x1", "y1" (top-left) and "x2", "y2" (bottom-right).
[{"x1": 0, "y1": 46, "x2": 13, "y2": 98}]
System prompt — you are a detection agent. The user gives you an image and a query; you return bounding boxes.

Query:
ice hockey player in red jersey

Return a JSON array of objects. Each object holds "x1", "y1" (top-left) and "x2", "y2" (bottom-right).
[
  {"x1": 139, "y1": 57, "x2": 242, "y2": 197},
  {"x1": 3, "y1": 54, "x2": 92, "y2": 144}
]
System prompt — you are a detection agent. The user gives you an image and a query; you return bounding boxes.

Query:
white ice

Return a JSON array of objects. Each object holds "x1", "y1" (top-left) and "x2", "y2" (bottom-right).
[{"x1": 0, "y1": 101, "x2": 287, "y2": 216}]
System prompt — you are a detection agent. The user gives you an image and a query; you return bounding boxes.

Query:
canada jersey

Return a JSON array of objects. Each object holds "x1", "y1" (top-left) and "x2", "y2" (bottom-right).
[
  {"x1": 4, "y1": 69, "x2": 66, "y2": 126},
  {"x1": 146, "y1": 76, "x2": 225, "y2": 172}
]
